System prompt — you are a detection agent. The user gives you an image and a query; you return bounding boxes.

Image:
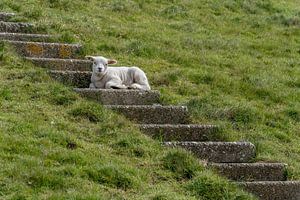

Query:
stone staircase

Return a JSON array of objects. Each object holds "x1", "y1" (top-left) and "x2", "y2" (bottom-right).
[{"x1": 1, "y1": 12, "x2": 300, "y2": 200}]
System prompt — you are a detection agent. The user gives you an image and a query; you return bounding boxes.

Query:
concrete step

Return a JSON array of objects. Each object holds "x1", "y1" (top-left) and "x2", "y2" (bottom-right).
[
  {"x1": 49, "y1": 70, "x2": 91, "y2": 88},
  {"x1": 240, "y1": 181, "x2": 300, "y2": 200},
  {"x1": 164, "y1": 142, "x2": 255, "y2": 163},
  {"x1": 106, "y1": 105, "x2": 189, "y2": 124},
  {"x1": 0, "y1": 33, "x2": 54, "y2": 42},
  {"x1": 74, "y1": 88, "x2": 160, "y2": 105},
  {"x1": 140, "y1": 124, "x2": 220, "y2": 141},
  {"x1": 0, "y1": 12, "x2": 15, "y2": 21},
  {"x1": 26, "y1": 57, "x2": 91, "y2": 71},
  {"x1": 5, "y1": 40, "x2": 82, "y2": 59},
  {"x1": 0, "y1": 21, "x2": 33, "y2": 33},
  {"x1": 210, "y1": 163, "x2": 287, "y2": 181}
]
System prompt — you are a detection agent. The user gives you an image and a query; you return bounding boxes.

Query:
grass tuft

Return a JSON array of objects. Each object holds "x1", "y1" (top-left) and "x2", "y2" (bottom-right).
[
  {"x1": 162, "y1": 149, "x2": 204, "y2": 180},
  {"x1": 49, "y1": 85, "x2": 78, "y2": 106},
  {"x1": 162, "y1": 5, "x2": 188, "y2": 18},
  {"x1": 105, "y1": 0, "x2": 138, "y2": 13},
  {"x1": 0, "y1": 87, "x2": 12, "y2": 100},
  {"x1": 285, "y1": 108, "x2": 300, "y2": 122},
  {"x1": 69, "y1": 102, "x2": 107, "y2": 123},
  {"x1": 85, "y1": 165, "x2": 138, "y2": 190},
  {"x1": 27, "y1": 169, "x2": 65, "y2": 189},
  {"x1": 186, "y1": 171, "x2": 255, "y2": 200},
  {"x1": 152, "y1": 195, "x2": 169, "y2": 200}
]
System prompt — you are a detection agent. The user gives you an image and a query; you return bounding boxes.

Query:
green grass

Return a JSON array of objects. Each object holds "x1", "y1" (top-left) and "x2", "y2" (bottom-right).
[
  {"x1": 0, "y1": 0, "x2": 300, "y2": 198},
  {"x1": 0, "y1": 45, "x2": 254, "y2": 198}
]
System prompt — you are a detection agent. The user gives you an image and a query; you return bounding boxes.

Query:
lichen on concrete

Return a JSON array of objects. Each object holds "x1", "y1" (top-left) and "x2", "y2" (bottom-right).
[
  {"x1": 6, "y1": 40, "x2": 82, "y2": 59},
  {"x1": 25, "y1": 43, "x2": 44, "y2": 57},
  {"x1": 59, "y1": 44, "x2": 72, "y2": 58}
]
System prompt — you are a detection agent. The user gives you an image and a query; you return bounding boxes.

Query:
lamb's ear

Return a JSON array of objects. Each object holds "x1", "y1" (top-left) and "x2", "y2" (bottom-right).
[
  {"x1": 108, "y1": 59, "x2": 117, "y2": 65},
  {"x1": 85, "y1": 56, "x2": 95, "y2": 61}
]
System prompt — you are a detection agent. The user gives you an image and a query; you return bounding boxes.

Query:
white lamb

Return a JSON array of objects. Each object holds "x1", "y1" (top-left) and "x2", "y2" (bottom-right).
[{"x1": 86, "y1": 56, "x2": 151, "y2": 90}]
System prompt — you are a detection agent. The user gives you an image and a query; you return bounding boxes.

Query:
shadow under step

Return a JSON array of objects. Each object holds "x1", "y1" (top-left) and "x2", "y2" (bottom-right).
[
  {"x1": 5, "y1": 40, "x2": 82, "y2": 59},
  {"x1": 27, "y1": 57, "x2": 92, "y2": 71},
  {"x1": 49, "y1": 70, "x2": 91, "y2": 88},
  {"x1": 0, "y1": 33, "x2": 54, "y2": 42},
  {"x1": 140, "y1": 124, "x2": 220, "y2": 141},
  {"x1": 106, "y1": 105, "x2": 189, "y2": 124},
  {"x1": 0, "y1": 12, "x2": 15, "y2": 21},
  {"x1": 239, "y1": 181, "x2": 300, "y2": 200},
  {"x1": 164, "y1": 142, "x2": 255, "y2": 163},
  {"x1": 74, "y1": 88, "x2": 160, "y2": 105},
  {"x1": 0, "y1": 21, "x2": 34, "y2": 33},
  {"x1": 210, "y1": 163, "x2": 287, "y2": 181}
]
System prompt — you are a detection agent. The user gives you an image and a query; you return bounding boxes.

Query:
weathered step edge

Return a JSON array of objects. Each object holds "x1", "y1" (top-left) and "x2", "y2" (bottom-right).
[
  {"x1": 49, "y1": 70, "x2": 91, "y2": 88},
  {"x1": 26, "y1": 57, "x2": 92, "y2": 71},
  {"x1": 5, "y1": 40, "x2": 82, "y2": 59},
  {"x1": 210, "y1": 163, "x2": 287, "y2": 181},
  {"x1": 140, "y1": 124, "x2": 221, "y2": 141},
  {"x1": 106, "y1": 105, "x2": 190, "y2": 124},
  {"x1": 0, "y1": 21, "x2": 34, "y2": 33},
  {"x1": 164, "y1": 142, "x2": 256, "y2": 163},
  {"x1": 239, "y1": 181, "x2": 300, "y2": 200},
  {"x1": 0, "y1": 12, "x2": 15, "y2": 21},
  {"x1": 74, "y1": 88, "x2": 161, "y2": 105},
  {"x1": 0, "y1": 33, "x2": 54, "y2": 42}
]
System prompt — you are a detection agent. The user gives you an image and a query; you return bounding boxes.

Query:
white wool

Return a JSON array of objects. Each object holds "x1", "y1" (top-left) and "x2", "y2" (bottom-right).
[{"x1": 87, "y1": 56, "x2": 150, "y2": 90}]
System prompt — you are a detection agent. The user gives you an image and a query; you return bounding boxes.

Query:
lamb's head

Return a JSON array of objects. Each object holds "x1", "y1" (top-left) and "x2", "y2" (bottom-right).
[{"x1": 85, "y1": 56, "x2": 117, "y2": 75}]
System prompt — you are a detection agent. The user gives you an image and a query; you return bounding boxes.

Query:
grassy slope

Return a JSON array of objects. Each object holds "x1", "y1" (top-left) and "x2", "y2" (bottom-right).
[
  {"x1": 0, "y1": 1, "x2": 258, "y2": 199},
  {"x1": 0, "y1": 0, "x2": 299, "y2": 198},
  {"x1": 0, "y1": 47, "x2": 254, "y2": 199}
]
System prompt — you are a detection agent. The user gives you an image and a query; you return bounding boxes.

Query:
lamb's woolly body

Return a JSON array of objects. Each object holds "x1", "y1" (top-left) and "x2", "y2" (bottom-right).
[
  {"x1": 90, "y1": 66, "x2": 150, "y2": 89},
  {"x1": 87, "y1": 56, "x2": 151, "y2": 90}
]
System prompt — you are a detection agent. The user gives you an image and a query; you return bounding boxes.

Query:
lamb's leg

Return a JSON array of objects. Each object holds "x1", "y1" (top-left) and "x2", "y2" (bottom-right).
[
  {"x1": 132, "y1": 68, "x2": 151, "y2": 90},
  {"x1": 105, "y1": 81, "x2": 128, "y2": 89},
  {"x1": 128, "y1": 83, "x2": 149, "y2": 90},
  {"x1": 89, "y1": 83, "x2": 96, "y2": 89}
]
